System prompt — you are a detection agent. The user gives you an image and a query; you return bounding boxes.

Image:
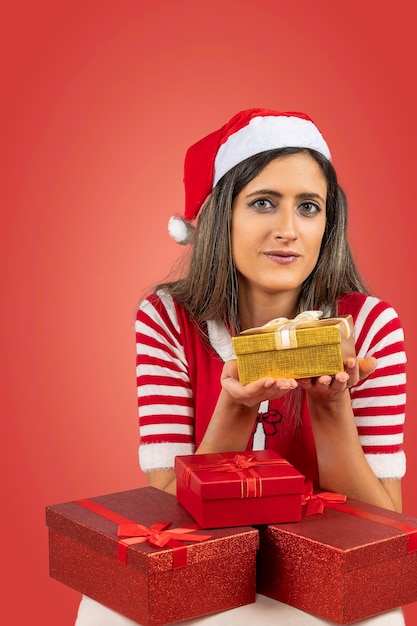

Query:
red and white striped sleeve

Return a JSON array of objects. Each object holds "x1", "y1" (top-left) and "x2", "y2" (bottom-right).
[
  {"x1": 348, "y1": 295, "x2": 407, "y2": 479},
  {"x1": 136, "y1": 290, "x2": 195, "y2": 472}
]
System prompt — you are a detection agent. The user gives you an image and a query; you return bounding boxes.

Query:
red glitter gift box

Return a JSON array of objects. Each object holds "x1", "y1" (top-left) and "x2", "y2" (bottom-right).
[
  {"x1": 175, "y1": 450, "x2": 305, "y2": 529},
  {"x1": 46, "y1": 486, "x2": 259, "y2": 626},
  {"x1": 256, "y1": 492, "x2": 417, "y2": 623}
]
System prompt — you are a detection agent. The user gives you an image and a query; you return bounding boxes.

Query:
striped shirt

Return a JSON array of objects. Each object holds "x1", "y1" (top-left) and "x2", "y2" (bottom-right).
[{"x1": 136, "y1": 290, "x2": 406, "y2": 482}]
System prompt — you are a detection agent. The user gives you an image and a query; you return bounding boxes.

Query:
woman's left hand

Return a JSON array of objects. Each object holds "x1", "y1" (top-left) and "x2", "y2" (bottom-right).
[
  {"x1": 344, "y1": 356, "x2": 377, "y2": 387},
  {"x1": 298, "y1": 356, "x2": 377, "y2": 396}
]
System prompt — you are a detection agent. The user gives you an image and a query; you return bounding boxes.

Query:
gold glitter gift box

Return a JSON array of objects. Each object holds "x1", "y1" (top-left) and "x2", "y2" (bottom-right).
[
  {"x1": 232, "y1": 311, "x2": 356, "y2": 384},
  {"x1": 46, "y1": 486, "x2": 259, "y2": 626},
  {"x1": 256, "y1": 491, "x2": 417, "y2": 623}
]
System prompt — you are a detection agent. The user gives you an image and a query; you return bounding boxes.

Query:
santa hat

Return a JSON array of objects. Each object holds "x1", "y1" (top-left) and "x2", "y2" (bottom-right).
[{"x1": 168, "y1": 108, "x2": 331, "y2": 244}]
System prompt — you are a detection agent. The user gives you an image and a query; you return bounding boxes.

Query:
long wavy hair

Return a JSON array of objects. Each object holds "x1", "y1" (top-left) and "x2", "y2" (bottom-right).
[{"x1": 160, "y1": 147, "x2": 368, "y2": 334}]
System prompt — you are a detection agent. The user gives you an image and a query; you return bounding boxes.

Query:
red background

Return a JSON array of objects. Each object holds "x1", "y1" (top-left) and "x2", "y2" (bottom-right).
[{"x1": 1, "y1": 1, "x2": 416, "y2": 624}]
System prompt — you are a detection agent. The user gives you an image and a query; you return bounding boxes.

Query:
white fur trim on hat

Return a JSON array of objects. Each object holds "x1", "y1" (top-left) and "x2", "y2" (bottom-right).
[
  {"x1": 213, "y1": 115, "x2": 331, "y2": 186},
  {"x1": 168, "y1": 214, "x2": 196, "y2": 245}
]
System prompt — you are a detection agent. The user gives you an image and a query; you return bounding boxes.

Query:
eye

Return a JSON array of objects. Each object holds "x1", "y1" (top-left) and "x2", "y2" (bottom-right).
[
  {"x1": 248, "y1": 198, "x2": 275, "y2": 212},
  {"x1": 298, "y1": 201, "x2": 322, "y2": 216}
]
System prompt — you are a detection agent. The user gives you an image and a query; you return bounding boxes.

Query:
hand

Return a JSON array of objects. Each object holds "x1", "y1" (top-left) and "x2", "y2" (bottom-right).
[
  {"x1": 298, "y1": 356, "x2": 377, "y2": 398},
  {"x1": 221, "y1": 360, "x2": 298, "y2": 408},
  {"x1": 345, "y1": 356, "x2": 377, "y2": 387}
]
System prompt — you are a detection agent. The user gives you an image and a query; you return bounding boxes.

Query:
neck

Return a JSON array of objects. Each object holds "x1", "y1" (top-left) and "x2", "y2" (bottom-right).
[{"x1": 238, "y1": 286, "x2": 300, "y2": 331}]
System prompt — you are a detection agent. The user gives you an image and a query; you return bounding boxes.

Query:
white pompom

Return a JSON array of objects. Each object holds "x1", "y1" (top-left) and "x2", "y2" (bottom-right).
[{"x1": 168, "y1": 215, "x2": 196, "y2": 245}]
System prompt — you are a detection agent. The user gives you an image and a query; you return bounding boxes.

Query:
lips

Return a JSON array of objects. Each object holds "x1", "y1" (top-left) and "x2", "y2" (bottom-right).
[{"x1": 264, "y1": 250, "x2": 300, "y2": 264}]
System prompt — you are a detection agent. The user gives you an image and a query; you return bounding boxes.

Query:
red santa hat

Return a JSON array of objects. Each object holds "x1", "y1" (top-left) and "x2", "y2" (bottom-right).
[{"x1": 168, "y1": 108, "x2": 331, "y2": 244}]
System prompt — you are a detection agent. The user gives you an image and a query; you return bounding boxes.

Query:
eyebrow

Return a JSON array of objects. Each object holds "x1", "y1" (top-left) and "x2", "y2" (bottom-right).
[{"x1": 245, "y1": 189, "x2": 326, "y2": 204}]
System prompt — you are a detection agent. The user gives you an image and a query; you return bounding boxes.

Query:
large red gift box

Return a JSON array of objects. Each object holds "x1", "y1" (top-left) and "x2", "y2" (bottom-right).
[
  {"x1": 175, "y1": 450, "x2": 305, "y2": 528},
  {"x1": 256, "y1": 492, "x2": 417, "y2": 623},
  {"x1": 46, "y1": 486, "x2": 259, "y2": 626}
]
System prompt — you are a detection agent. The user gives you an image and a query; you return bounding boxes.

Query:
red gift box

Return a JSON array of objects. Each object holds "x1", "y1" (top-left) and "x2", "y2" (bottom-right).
[
  {"x1": 175, "y1": 450, "x2": 305, "y2": 529},
  {"x1": 46, "y1": 486, "x2": 259, "y2": 626},
  {"x1": 256, "y1": 492, "x2": 417, "y2": 623}
]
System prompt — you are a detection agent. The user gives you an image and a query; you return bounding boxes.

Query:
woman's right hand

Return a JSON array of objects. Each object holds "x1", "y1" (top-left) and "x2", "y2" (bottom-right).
[
  {"x1": 196, "y1": 360, "x2": 296, "y2": 455},
  {"x1": 220, "y1": 360, "x2": 298, "y2": 408}
]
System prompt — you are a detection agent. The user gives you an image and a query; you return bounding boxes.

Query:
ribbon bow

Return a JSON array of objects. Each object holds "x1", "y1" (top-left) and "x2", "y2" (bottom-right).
[
  {"x1": 262, "y1": 310, "x2": 324, "y2": 329},
  {"x1": 207, "y1": 454, "x2": 259, "y2": 472},
  {"x1": 301, "y1": 481, "x2": 347, "y2": 516},
  {"x1": 256, "y1": 409, "x2": 283, "y2": 436},
  {"x1": 241, "y1": 311, "x2": 324, "y2": 335},
  {"x1": 209, "y1": 454, "x2": 287, "y2": 473},
  {"x1": 117, "y1": 521, "x2": 212, "y2": 567}
]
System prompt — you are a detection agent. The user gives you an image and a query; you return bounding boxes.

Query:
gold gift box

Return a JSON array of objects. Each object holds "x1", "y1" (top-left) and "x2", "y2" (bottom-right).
[{"x1": 232, "y1": 312, "x2": 356, "y2": 384}]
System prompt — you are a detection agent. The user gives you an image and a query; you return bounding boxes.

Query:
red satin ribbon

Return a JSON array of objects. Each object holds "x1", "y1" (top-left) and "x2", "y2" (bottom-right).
[
  {"x1": 301, "y1": 480, "x2": 347, "y2": 515},
  {"x1": 301, "y1": 482, "x2": 417, "y2": 553},
  {"x1": 182, "y1": 453, "x2": 289, "y2": 499},
  {"x1": 75, "y1": 498, "x2": 212, "y2": 568}
]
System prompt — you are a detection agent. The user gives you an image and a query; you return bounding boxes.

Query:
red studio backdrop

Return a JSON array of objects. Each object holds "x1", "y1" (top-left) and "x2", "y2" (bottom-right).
[{"x1": 1, "y1": 1, "x2": 416, "y2": 624}]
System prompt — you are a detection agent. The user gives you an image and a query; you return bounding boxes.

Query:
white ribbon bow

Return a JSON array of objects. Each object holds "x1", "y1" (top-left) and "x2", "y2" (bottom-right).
[{"x1": 262, "y1": 311, "x2": 323, "y2": 350}]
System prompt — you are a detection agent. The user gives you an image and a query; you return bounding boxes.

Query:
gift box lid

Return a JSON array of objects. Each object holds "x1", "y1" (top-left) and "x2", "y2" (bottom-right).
[
  {"x1": 175, "y1": 450, "x2": 305, "y2": 501},
  {"x1": 46, "y1": 486, "x2": 259, "y2": 574},
  {"x1": 233, "y1": 314, "x2": 354, "y2": 356},
  {"x1": 268, "y1": 496, "x2": 417, "y2": 571}
]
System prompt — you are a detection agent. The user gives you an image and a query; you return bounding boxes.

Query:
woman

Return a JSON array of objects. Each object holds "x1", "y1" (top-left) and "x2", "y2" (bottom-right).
[{"x1": 76, "y1": 109, "x2": 406, "y2": 624}]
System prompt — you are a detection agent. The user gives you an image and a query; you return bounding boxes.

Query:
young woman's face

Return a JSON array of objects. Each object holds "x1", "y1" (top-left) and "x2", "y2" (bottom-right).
[{"x1": 231, "y1": 152, "x2": 327, "y2": 302}]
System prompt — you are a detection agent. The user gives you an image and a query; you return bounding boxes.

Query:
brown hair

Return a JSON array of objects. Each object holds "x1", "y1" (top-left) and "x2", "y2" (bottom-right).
[{"x1": 160, "y1": 147, "x2": 368, "y2": 334}]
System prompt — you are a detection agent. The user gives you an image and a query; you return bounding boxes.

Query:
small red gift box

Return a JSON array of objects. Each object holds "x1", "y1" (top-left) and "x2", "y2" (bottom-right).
[
  {"x1": 46, "y1": 486, "x2": 259, "y2": 626},
  {"x1": 175, "y1": 450, "x2": 305, "y2": 529},
  {"x1": 257, "y1": 491, "x2": 417, "y2": 623}
]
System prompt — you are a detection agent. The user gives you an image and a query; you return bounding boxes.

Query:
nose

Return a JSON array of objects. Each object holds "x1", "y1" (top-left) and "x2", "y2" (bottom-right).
[{"x1": 272, "y1": 206, "x2": 298, "y2": 240}]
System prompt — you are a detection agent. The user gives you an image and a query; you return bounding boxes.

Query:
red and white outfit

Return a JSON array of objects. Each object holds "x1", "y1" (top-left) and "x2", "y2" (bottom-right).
[{"x1": 137, "y1": 289, "x2": 406, "y2": 482}]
